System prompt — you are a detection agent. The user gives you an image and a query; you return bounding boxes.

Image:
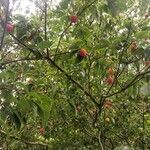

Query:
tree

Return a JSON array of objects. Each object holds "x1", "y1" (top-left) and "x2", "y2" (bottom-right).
[{"x1": 0, "y1": 0, "x2": 150, "y2": 149}]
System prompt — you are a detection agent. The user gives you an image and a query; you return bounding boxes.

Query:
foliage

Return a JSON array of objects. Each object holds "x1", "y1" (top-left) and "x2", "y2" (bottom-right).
[{"x1": 0, "y1": 0, "x2": 150, "y2": 149}]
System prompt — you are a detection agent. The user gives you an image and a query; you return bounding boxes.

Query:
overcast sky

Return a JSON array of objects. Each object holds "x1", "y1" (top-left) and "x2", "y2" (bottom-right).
[{"x1": 12, "y1": 0, "x2": 61, "y2": 16}]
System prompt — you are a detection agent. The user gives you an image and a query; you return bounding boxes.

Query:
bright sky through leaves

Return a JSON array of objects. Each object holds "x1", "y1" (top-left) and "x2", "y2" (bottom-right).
[{"x1": 11, "y1": 0, "x2": 61, "y2": 16}]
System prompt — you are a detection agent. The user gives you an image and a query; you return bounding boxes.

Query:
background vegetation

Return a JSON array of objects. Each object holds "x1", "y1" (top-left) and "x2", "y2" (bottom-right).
[{"x1": 0, "y1": 0, "x2": 150, "y2": 149}]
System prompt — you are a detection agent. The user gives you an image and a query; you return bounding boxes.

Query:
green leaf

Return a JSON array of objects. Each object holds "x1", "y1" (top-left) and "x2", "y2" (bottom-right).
[
  {"x1": 17, "y1": 98, "x2": 30, "y2": 114},
  {"x1": 34, "y1": 36, "x2": 43, "y2": 44},
  {"x1": 107, "y1": 0, "x2": 127, "y2": 16},
  {"x1": 11, "y1": 112, "x2": 21, "y2": 130},
  {"x1": 0, "y1": 117, "x2": 6, "y2": 127},
  {"x1": 59, "y1": 0, "x2": 70, "y2": 9},
  {"x1": 28, "y1": 92, "x2": 53, "y2": 126},
  {"x1": 107, "y1": 0, "x2": 118, "y2": 16},
  {"x1": 69, "y1": 39, "x2": 83, "y2": 50},
  {"x1": 73, "y1": 26, "x2": 91, "y2": 40},
  {"x1": 135, "y1": 31, "x2": 150, "y2": 39},
  {"x1": 0, "y1": 117, "x2": 10, "y2": 133},
  {"x1": 38, "y1": 41, "x2": 53, "y2": 49}
]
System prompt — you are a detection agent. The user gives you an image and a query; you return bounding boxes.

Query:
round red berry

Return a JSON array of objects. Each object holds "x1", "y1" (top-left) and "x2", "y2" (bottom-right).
[
  {"x1": 79, "y1": 49, "x2": 88, "y2": 58},
  {"x1": 6, "y1": 23, "x2": 14, "y2": 33},
  {"x1": 105, "y1": 76, "x2": 114, "y2": 85},
  {"x1": 70, "y1": 15, "x2": 78, "y2": 24}
]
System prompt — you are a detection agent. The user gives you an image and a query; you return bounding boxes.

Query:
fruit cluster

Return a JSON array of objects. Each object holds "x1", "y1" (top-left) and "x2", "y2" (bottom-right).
[{"x1": 105, "y1": 67, "x2": 115, "y2": 85}]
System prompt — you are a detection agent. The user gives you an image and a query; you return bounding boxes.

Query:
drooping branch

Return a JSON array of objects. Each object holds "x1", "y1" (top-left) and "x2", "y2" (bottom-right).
[
  {"x1": 77, "y1": 0, "x2": 98, "y2": 16},
  {"x1": 105, "y1": 67, "x2": 150, "y2": 98},
  {"x1": 0, "y1": 57, "x2": 40, "y2": 67},
  {"x1": 9, "y1": 33, "x2": 38, "y2": 54}
]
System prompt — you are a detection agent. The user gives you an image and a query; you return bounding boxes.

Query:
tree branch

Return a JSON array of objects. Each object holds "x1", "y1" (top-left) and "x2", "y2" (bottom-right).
[
  {"x1": 0, "y1": 57, "x2": 39, "y2": 67},
  {"x1": 77, "y1": 0, "x2": 98, "y2": 16},
  {"x1": 54, "y1": 0, "x2": 98, "y2": 60},
  {"x1": 9, "y1": 33, "x2": 43, "y2": 58},
  {"x1": 53, "y1": 23, "x2": 71, "y2": 60},
  {"x1": 45, "y1": 56, "x2": 99, "y2": 107},
  {"x1": 105, "y1": 20, "x2": 132, "y2": 96},
  {"x1": 3, "y1": 31, "x2": 99, "y2": 108},
  {"x1": 105, "y1": 68, "x2": 150, "y2": 98}
]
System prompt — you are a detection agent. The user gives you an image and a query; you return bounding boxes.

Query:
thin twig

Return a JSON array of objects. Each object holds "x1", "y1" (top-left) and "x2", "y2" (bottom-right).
[
  {"x1": 98, "y1": 130, "x2": 104, "y2": 150},
  {"x1": 54, "y1": 0, "x2": 98, "y2": 60},
  {"x1": 53, "y1": 23, "x2": 71, "y2": 60},
  {"x1": 77, "y1": 0, "x2": 97, "y2": 16},
  {"x1": 105, "y1": 67, "x2": 150, "y2": 98},
  {"x1": 105, "y1": 20, "x2": 132, "y2": 96},
  {"x1": 0, "y1": 57, "x2": 39, "y2": 66},
  {"x1": 9, "y1": 33, "x2": 42, "y2": 56},
  {"x1": 87, "y1": 56, "x2": 92, "y2": 93}
]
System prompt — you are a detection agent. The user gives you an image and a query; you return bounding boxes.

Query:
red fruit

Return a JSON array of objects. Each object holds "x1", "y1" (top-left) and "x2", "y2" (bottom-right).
[
  {"x1": 145, "y1": 61, "x2": 150, "y2": 66},
  {"x1": 107, "y1": 67, "x2": 114, "y2": 75},
  {"x1": 39, "y1": 127, "x2": 45, "y2": 135},
  {"x1": 104, "y1": 100, "x2": 112, "y2": 109},
  {"x1": 105, "y1": 76, "x2": 114, "y2": 85},
  {"x1": 6, "y1": 23, "x2": 14, "y2": 33},
  {"x1": 79, "y1": 48, "x2": 88, "y2": 58},
  {"x1": 70, "y1": 15, "x2": 78, "y2": 24}
]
